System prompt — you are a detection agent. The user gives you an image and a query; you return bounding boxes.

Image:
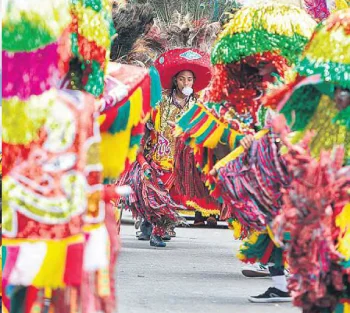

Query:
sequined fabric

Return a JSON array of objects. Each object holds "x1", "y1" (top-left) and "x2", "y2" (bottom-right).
[{"x1": 150, "y1": 96, "x2": 194, "y2": 170}]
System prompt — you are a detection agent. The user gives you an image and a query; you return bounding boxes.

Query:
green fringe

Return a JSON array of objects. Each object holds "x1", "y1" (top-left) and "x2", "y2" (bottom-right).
[
  {"x1": 2, "y1": 246, "x2": 6, "y2": 271},
  {"x1": 149, "y1": 66, "x2": 162, "y2": 108},
  {"x1": 333, "y1": 106, "x2": 350, "y2": 130},
  {"x1": 10, "y1": 287, "x2": 27, "y2": 313},
  {"x1": 109, "y1": 101, "x2": 131, "y2": 134},
  {"x1": 84, "y1": 60, "x2": 105, "y2": 97},
  {"x1": 130, "y1": 134, "x2": 143, "y2": 148},
  {"x1": 83, "y1": 0, "x2": 103, "y2": 12},
  {"x1": 177, "y1": 104, "x2": 199, "y2": 130},
  {"x1": 280, "y1": 85, "x2": 322, "y2": 131},
  {"x1": 334, "y1": 301, "x2": 350, "y2": 313},
  {"x1": 257, "y1": 105, "x2": 269, "y2": 130},
  {"x1": 340, "y1": 259, "x2": 350, "y2": 269},
  {"x1": 211, "y1": 29, "x2": 309, "y2": 65},
  {"x1": 195, "y1": 120, "x2": 217, "y2": 144},
  {"x1": 240, "y1": 233, "x2": 273, "y2": 262},
  {"x1": 182, "y1": 111, "x2": 207, "y2": 133},
  {"x1": 298, "y1": 57, "x2": 350, "y2": 90},
  {"x1": 3, "y1": 17, "x2": 55, "y2": 52}
]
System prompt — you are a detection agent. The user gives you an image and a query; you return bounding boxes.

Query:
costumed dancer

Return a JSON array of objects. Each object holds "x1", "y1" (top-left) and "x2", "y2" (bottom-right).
[
  {"x1": 2, "y1": 0, "x2": 153, "y2": 311},
  {"x1": 152, "y1": 48, "x2": 214, "y2": 229},
  {"x1": 262, "y1": 9, "x2": 349, "y2": 312},
  {"x1": 116, "y1": 7, "x2": 221, "y2": 242},
  {"x1": 147, "y1": 8, "x2": 222, "y2": 226},
  {"x1": 175, "y1": 0, "x2": 316, "y2": 300},
  {"x1": 116, "y1": 47, "x2": 212, "y2": 247},
  {"x1": 145, "y1": 8, "x2": 222, "y2": 226}
]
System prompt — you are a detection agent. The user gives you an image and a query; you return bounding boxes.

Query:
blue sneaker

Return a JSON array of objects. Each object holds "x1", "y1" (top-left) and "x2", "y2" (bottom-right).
[{"x1": 150, "y1": 235, "x2": 166, "y2": 247}]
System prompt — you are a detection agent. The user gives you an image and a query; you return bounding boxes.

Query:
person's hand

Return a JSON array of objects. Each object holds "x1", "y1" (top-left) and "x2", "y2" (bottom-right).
[
  {"x1": 209, "y1": 168, "x2": 217, "y2": 176},
  {"x1": 138, "y1": 145, "x2": 144, "y2": 154},
  {"x1": 240, "y1": 135, "x2": 254, "y2": 150}
]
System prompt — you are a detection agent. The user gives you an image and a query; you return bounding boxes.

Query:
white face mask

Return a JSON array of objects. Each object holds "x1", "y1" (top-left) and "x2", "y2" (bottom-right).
[{"x1": 182, "y1": 87, "x2": 193, "y2": 96}]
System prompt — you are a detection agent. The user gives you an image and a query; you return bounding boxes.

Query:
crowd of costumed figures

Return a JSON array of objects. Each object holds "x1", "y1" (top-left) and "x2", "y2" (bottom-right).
[{"x1": 1, "y1": 0, "x2": 350, "y2": 313}]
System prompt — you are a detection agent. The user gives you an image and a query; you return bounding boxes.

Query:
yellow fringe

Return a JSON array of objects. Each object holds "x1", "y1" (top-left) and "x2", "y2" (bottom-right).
[
  {"x1": 177, "y1": 209, "x2": 196, "y2": 216},
  {"x1": 3, "y1": 89, "x2": 56, "y2": 145},
  {"x1": 232, "y1": 220, "x2": 243, "y2": 240},
  {"x1": 303, "y1": 18, "x2": 350, "y2": 65},
  {"x1": 127, "y1": 144, "x2": 139, "y2": 166},
  {"x1": 345, "y1": 301, "x2": 350, "y2": 313},
  {"x1": 101, "y1": 87, "x2": 144, "y2": 179},
  {"x1": 177, "y1": 102, "x2": 241, "y2": 151},
  {"x1": 83, "y1": 223, "x2": 104, "y2": 232},
  {"x1": 217, "y1": 3, "x2": 316, "y2": 41},
  {"x1": 100, "y1": 131, "x2": 130, "y2": 178},
  {"x1": 32, "y1": 241, "x2": 68, "y2": 288},
  {"x1": 334, "y1": 0, "x2": 349, "y2": 10},
  {"x1": 44, "y1": 288, "x2": 52, "y2": 299},
  {"x1": 3, "y1": 0, "x2": 71, "y2": 39},
  {"x1": 4, "y1": 235, "x2": 84, "y2": 289},
  {"x1": 227, "y1": 219, "x2": 243, "y2": 240},
  {"x1": 73, "y1": 2, "x2": 111, "y2": 49},
  {"x1": 202, "y1": 124, "x2": 226, "y2": 149},
  {"x1": 97, "y1": 113, "x2": 106, "y2": 125},
  {"x1": 336, "y1": 203, "x2": 350, "y2": 260},
  {"x1": 3, "y1": 234, "x2": 84, "y2": 245},
  {"x1": 186, "y1": 201, "x2": 220, "y2": 217},
  {"x1": 191, "y1": 118, "x2": 216, "y2": 141},
  {"x1": 154, "y1": 108, "x2": 161, "y2": 132}
]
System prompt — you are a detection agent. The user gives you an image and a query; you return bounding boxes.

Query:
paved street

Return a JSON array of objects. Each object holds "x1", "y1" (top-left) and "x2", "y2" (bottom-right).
[{"x1": 117, "y1": 221, "x2": 300, "y2": 313}]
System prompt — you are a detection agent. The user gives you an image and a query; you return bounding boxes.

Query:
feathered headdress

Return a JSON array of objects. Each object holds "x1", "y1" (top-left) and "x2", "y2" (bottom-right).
[{"x1": 117, "y1": 0, "x2": 225, "y2": 68}]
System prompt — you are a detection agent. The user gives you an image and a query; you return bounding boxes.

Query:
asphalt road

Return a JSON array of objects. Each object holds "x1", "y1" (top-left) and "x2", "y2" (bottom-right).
[{"x1": 116, "y1": 223, "x2": 300, "y2": 313}]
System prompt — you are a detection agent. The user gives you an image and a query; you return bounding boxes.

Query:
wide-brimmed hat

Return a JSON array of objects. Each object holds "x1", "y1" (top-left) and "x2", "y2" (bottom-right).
[{"x1": 154, "y1": 48, "x2": 212, "y2": 92}]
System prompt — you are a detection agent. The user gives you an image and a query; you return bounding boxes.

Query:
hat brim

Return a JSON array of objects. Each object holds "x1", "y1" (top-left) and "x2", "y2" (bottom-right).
[{"x1": 155, "y1": 49, "x2": 212, "y2": 92}]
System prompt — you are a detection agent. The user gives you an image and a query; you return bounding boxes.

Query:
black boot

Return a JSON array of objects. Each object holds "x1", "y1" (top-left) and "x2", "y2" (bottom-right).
[
  {"x1": 193, "y1": 211, "x2": 205, "y2": 226},
  {"x1": 206, "y1": 216, "x2": 217, "y2": 228},
  {"x1": 162, "y1": 233, "x2": 171, "y2": 241}
]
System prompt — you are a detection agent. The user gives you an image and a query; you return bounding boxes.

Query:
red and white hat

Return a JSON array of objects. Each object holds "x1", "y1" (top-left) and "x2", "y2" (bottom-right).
[{"x1": 154, "y1": 48, "x2": 212, "y2": 92}]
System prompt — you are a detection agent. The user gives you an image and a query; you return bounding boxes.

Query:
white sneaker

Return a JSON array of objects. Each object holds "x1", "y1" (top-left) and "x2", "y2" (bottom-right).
[
  {"x1": 242, "y1": 263, "x2": 270, "y2": 278},
  {"x1": 134, "y1": 217, "x2": 142, "y2": 230}
]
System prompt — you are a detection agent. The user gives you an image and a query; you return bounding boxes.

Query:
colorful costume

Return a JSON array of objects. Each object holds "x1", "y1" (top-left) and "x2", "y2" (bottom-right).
[
  {"x1": 117, "y1": 48, "x2": 212, "y2": 245},
  {"x1": 176, "y1": 1, "x2": 316, "y2": 263},
  {"x1": 98, "y1": 62, "x2": 162, "y2": 181},
  {"x1": 152, "y1": 48, "x2": 214, "y2": 214},
  {"x1": 2, "y1": 0, "x2": 157, "y2": 311},
  {"x1": 263, "y1": 9, "x2": 350, "y2": 312},
  {"x1": 301, "y1": 0, "x2": 349, "y2": 20},
  {"x1": 138, "y1": 10, "x2": 222, "y2": 218}
]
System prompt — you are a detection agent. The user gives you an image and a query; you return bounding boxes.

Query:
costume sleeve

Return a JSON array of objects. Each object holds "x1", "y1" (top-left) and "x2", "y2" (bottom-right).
[
  {"x1": 213, "y1": 129, "x2": 269, "y2": 171},
  {"x1": 137, "y1": 153, "x2": 152, "y2": 172}
]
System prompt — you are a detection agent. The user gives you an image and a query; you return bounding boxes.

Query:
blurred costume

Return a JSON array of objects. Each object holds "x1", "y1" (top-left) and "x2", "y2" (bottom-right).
[{"x1": 265, "y1": 9, "x2": 350, "y2": 312}]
